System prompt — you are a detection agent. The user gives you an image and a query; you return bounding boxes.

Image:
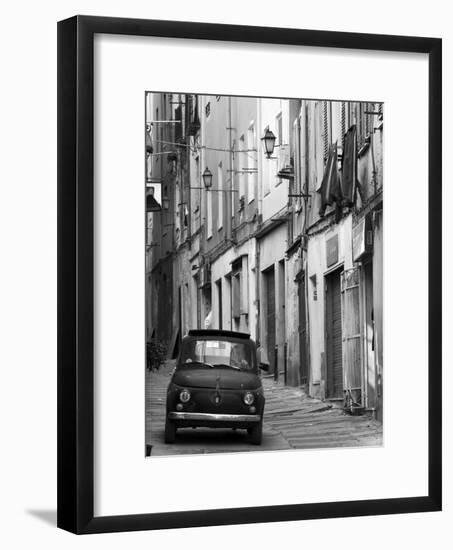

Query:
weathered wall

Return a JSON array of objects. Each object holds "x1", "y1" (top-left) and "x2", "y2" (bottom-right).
[
  {"x1": 200, "y1": 95, "x2": 230, "y2": 250},
  {"x1": 259, "y1": 98, "x2": 290, "y2": 222},
  {"x1": 210, "y1": 238, "x2": 258, "y2": 339},
  {"x1": 306, "y1": 215, "x2": 353, "y2": 398},
  {"x1": 373, "y1": 209, "x2": 383, "y2": 420},
  {"x1": 285, "y1": 249, "x2": 304, "y2": 386},
  {"x1": 258, "y1": 223, "x2": 287, "y2": 374}
]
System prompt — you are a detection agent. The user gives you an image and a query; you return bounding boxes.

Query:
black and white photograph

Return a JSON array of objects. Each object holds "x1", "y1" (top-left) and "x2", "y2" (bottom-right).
[
  {"x1": 0, "y1": 0, "x2": 448, "y2": 543},
  {"x1": 145, "y1": 92, "x2": 383, "y2": 456}
]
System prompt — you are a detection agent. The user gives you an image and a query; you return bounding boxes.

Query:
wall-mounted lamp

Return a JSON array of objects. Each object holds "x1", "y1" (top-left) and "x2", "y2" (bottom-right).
[
  {"x1": 202, "y1": 167, "x2": 213, "y2": 189},
  {"x1": 162, "y1": 196, "x2": 170, "y2": 210},
  {"x1": 190, "y1": 166, "x2": 238, "y2": 193},
  {"x1": 261, "y1": 128, "x2": 276, "y2": 159}
]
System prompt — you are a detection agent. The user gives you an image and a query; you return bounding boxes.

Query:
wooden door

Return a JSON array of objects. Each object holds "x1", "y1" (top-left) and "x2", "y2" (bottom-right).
[
  {"x1": 298, "y1": 275, "x2": 308, "y2": 385},
  {"x1": 325, "y1": 269, "x2": 343, "y2": 398},
  {"x1": 266, "y1": 267, "x2": 276, "y2": 375}
]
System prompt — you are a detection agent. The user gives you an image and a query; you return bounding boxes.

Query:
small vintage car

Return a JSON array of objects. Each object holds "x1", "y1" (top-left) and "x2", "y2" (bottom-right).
[{"x1": 165, "y1": 329, "x2": 268, "y2": 445}]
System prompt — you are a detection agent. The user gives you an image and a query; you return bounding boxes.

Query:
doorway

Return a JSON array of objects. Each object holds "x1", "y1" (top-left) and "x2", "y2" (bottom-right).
[
  {"x1": 325, "y1": 268, "x2": 343, "y2": 398},
  {"x1": 216, "y1": 279, "x2": 223, "y2": 330},
  {"x1": 265, "y1": 266, "x2": 276, "y2": 376},
  {"x1": 298, "y1": 274, "x2": 308, "y2": 386}
]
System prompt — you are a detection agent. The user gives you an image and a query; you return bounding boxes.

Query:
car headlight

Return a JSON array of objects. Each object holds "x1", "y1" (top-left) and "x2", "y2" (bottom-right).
[
  {"x1": 243, "y1": 392, "x2": 255, "y2": 405},
  {"x1": 179, "y1": 389, "x2": 191, "y2": 403}
]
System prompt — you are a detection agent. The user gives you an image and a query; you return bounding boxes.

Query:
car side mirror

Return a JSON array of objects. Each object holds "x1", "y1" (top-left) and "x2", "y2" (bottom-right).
[{"x1": 256, "y1": 347, "x2": 270, "y2": 371}]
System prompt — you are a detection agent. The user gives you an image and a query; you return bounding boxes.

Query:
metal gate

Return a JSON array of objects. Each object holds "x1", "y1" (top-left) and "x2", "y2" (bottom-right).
[
  {"x1": 325, "y1": 269, "x2": 343, "y2": 398},
  {"x1": 341, "y1": 267, "x2": 362, "y2": 407}
]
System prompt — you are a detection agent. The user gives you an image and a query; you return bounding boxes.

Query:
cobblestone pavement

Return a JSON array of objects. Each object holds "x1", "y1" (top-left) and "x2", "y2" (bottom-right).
[{"x1": 145, "y1": 361, "x2": 383, "y2": 456}]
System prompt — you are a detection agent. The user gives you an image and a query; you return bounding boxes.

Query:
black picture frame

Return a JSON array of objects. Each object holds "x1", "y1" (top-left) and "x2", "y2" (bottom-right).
[{"x1": 57, "y1": 15, "x2": 442, "y2": 534}]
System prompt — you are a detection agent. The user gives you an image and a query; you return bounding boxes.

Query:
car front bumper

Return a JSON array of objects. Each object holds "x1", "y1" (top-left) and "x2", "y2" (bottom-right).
[{"x1": 168, "y1": 412, "x2": 261, "y2": 423}]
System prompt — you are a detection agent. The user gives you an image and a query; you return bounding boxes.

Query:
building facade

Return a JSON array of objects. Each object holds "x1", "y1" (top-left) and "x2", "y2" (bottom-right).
[{"x1": 146, "y1": 92, "x2": 383, "y2": 420}]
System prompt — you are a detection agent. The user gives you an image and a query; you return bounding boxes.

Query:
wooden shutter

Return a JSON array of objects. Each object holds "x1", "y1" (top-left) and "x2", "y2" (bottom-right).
[
  {"x1": 323, "y1": 101, "x2": 329, "y2": 163},
  {"x1": 341, "y1": 268, "x2": 362, "y2": 403}
]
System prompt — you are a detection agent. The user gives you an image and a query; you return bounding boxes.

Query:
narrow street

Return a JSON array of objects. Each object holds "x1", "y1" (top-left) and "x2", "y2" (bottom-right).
[{"x1": 145, "y1": 361, "x2": 383, "y2": 456}]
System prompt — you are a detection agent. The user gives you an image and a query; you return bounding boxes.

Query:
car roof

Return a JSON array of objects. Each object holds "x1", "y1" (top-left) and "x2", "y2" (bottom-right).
[{"x1": 187, "y1": 329, "x2": 250, "y2": 340}]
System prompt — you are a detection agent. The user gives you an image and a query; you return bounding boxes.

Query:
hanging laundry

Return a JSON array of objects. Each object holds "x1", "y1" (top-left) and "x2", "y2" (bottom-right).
[
  {"x1": 146, "y1": 124, "x2": 153, "y2": 155},
  {"x1": 318, "y1": 142, "x2": 342, "y2": 217},
  {"x1": 341, "y1": 124, "x2": 358, "y2": 206}
]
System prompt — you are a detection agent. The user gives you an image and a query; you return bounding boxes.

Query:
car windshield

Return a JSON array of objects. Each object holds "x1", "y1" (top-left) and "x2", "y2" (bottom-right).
[{"x1": 180, "y1": 339, "x2": 254, "y2": 371}]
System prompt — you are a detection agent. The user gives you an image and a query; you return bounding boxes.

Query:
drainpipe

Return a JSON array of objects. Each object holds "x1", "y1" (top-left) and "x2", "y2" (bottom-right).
[
  {"x1": 228, "y1": 96, "x2": 234, "y2": 243},
  {"x1": 255, "y1": 241, "x2": 261, "y2": 346},
  {"x1": 255, "y1": 97, "x2": 262, "y2": 347}
]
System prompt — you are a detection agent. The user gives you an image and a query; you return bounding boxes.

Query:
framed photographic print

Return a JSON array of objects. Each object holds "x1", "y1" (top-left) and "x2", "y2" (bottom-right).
[{"x1": 57, "y1": 15, "x2": 442, "y2": 534}]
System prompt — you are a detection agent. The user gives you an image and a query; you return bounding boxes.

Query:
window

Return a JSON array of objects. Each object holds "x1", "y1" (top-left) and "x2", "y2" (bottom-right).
[
  {"x1": 217, "y1": 162, "x2": 223, "y2": 229},
  {"x1": 322, "y1": 101, "x2": 332, "y2": 164},
  {"x1": 354, "y1": 102, "x2": 374, "y2": 150},
  {"x1": 276, "y1": 112, "x2": 283, "y2": 176},
  {"x1": 155, "y1": 107, "x2": 160, "y2": 167},
  {"x1": 192, "y1": 156, "x2": 200, "y2": 235},
  {"x1": 341, "y1": 102, "x2": 346, "y2": 141},
  {"x1": 231, "y1": 140, "x2": 236, "y2": 220},
  {"x1": 238, "y1": 135, "x2": 245, "y2": 201},
  {"x1": 331, "y1": 101, "x2": 342, "y2": 147},
  {"x1": 181, "y1": 338, "x2": 254, "y2": 370},
  {"x1": 232, "y1": 272, "x2": 241, "y2": 319},
  {"x1": 263, "y1": 126, "x2": 271, "y2": 195},
  {"x1": 293, "y1": 116, "x2": 301, "y2": 201},
  {"x1": 216, "y1": 279, "x2": 223, "y2": 329},
  {"x1": 247, "y1": 124, "x2": 256, "y2": 203}
]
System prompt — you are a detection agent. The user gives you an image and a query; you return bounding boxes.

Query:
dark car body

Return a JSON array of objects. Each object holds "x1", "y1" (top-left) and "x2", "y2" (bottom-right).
[{"x1": 165, "y1": 329, "x2": 267, "y2": 445}]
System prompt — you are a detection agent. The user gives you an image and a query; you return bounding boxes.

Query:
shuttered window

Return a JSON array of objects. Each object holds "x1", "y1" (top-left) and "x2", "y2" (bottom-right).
[
  {"x1": 217, "y1": 162, "x2": 223, "y2": 229},
  {"x1": 293, "y1": 117, "x2": 301, "y2": 204},
  {"x1": 322, "y1": 101, "x2": 332, "y2": 164}
]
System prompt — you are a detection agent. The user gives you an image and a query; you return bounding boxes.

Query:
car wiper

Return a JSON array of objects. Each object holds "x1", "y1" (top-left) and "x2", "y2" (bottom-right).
[
  {"x1": 214, "y1": 363, "x2": 241, "y2": 370},
  {"x1": 183, "y1": 360, "x2": 214, "y2": 368}
]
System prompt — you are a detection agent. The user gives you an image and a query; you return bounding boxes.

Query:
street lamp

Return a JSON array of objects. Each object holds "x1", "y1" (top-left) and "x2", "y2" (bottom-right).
[
  {"x1": 202, "y1": 167, "x2": 213, "y2": 189},
  {"x1": 261, "y1": 128, "x2": 276, "y2": 159},
  {"x1": 189, "y1": 165, "x2": 237, "y2": 192}
]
